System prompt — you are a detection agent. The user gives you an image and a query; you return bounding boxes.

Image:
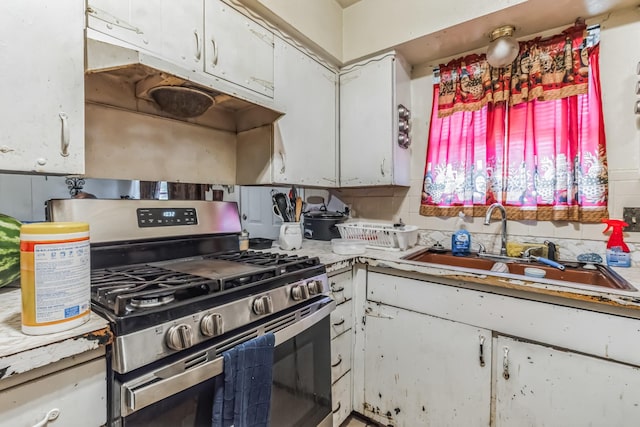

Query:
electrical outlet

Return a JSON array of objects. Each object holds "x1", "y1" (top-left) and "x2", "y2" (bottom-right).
[{"x1": 623, "y1": 207, "x2": 640, "y2": 232}]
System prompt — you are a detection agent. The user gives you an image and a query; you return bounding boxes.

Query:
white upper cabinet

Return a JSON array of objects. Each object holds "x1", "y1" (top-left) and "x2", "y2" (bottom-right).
[
  {"x1": 204, "y1": 0, "x2": 274, "y2": 98},
  {"x1": 87, "y1": 0, "x2": 273, "y2": 99},
  {"x1": 0, "y1": 1, "x2": 84, "y2": 175},
  {"x1": 157, "y1": 0, "x2": 203, "y2": 71},
  {"x1": 272, "y1": 37, "x2": 338, "y2": 187},
  {"x1": 87, "y1": 1, "x2": 162, "y2": 53},
  {"x1": 87, "y1": 0, "x2": 203, "y2": 71},
  {"x1": 339, "y1": 52, "x2": 411, "y2": 187}
]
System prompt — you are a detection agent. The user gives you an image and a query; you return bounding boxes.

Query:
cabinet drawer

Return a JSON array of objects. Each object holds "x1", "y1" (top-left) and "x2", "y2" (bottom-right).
[
  {"x1": 0, "y1": 358, "x2": 106, "y2": 427},
  {"x1": 332, "y1": 370, "x2": 352, "y2": 427},
  {"x1": 330, "y1": 299, "x2": 352, "y2": 340},
  {"x1": 330, "y1": 327, "x2": 352, "y2": 385},
  {"x1": 328, "y1": 270, "x2": 352, "y2": 304}
]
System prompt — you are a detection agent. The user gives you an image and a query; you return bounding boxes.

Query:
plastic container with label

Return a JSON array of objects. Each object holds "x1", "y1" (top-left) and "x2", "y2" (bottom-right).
[{"x1": 20, "y1": 222, "x2": 91, "y2": 335}]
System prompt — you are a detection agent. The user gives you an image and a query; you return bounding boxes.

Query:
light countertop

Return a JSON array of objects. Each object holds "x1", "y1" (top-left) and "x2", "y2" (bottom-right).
[
  {"x1": 3, "y1": 238, "x2": 640, "y2": 382},
  {"x1": 264, "y1": 239, "x2": 640, "y2": 315},
  {"x1": 0, "y1": 285, "x2": 111, "y2": 381}
]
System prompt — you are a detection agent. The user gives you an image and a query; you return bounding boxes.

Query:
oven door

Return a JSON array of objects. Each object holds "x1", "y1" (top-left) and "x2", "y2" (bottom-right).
[{"x1": 113, "y1": 296, "x2": 335, "y2": 427}]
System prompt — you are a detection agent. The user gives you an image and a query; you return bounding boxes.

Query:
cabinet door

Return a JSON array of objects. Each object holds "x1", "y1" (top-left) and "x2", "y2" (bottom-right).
[
  {"x1": 0, "y1": 358, "x2": 106, "y2": 427},
  {"x1": 0, "y1": 1, "x2": 84, "y2": 174},
  {"x1": 495, "y1": 335, "x2": 640, "y2": 427},
  {"x1": 157, "y1": 0, "x2": 203, "y2": 71},
  {"x1": 88, "y1": 0, "x2": 202, "y2": 71},
  {"x1": 87, "y1": 0, "x2": 162, "y2": 53},
  {"x1": 340, "y1": 55, "x2": 395, "y2": 186},
  {"x1": 273, "y1": 37, "x2": 338, "y2": 187},
  {"x1": 204, "y1": 0, "x2": 274, "y2": 98},
  {"x1": 363, "y1": 302, "x2": 491, "y2": 426}
]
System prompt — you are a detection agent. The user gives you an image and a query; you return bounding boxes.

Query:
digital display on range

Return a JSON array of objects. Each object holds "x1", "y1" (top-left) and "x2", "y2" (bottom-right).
[{"x1": 136, "y1": 208, "x2": 198, "y2": 227}]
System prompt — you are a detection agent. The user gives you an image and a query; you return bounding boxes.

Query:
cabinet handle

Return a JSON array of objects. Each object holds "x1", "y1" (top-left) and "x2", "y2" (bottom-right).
[
  {"x1": 331, "y1": 355, "x2": 343, "y2": 368},
  {"x1": 279, "y1": 152, "x2": 286, "y2": 174},
  {"x1": 502, "y1": 347, "x2": 510, "y2": 380},
  {"x1": 249, "y1": 76, "x2": 274, "y2": 91},
  {"x1": 330, "y1": 282, "x2": 344, "y2": 292},
  {"x1": 211, "y1": 37, "x2": 218, "y2": 66},
  {"x1": 333, "y1": 317, "x2": 345, "y2": 326},
  {"x1": 194, "y1": 29, "x2": 201, "y2": 61},
  {"x1": 59, "y1": 112, "x2": 70, "y2": 157},
  {"x1": 479, "y1": 335, "x2": 486, "y2": 367},
  {"x1": 380, "y1": 158, "x2": 386, "y2": 177},
  {"x1": 32, "y1": 408, "x2": 60, "y2": 427},
  {"x1": 332, "y1": 401, "x2": 342, "y2": 414}
]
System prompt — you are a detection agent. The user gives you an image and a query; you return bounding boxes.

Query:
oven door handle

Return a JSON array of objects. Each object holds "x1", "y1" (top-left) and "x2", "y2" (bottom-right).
[
  {"x1": 274, "y1": 297, "x2": 335, "y2": 346},
  {"x1": 121, "y1": 297, "x2": 336, "y2": 416},
  {"x1": 123, "y1": 356, "x2": 224, "y2": 416}
]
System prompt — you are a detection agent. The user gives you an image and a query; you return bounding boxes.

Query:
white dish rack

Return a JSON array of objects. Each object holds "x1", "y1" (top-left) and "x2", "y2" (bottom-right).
[{"x1": 335, "y1": 222, "x2": 418, "y2": 251}]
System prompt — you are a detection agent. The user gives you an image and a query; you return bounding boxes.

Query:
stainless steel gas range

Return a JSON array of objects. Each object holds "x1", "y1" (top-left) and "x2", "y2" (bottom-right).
[{"x1": 46, "y1": 199, "x2": 335, "y2": 427}]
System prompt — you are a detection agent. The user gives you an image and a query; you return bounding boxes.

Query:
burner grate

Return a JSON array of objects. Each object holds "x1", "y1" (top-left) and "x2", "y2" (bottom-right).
[
  {"x1": 90, "y1": 250, "x2": 323, "y2": 318},
  {"x1": 91, "y1": 265, "x2": 220, "y2": 316}
]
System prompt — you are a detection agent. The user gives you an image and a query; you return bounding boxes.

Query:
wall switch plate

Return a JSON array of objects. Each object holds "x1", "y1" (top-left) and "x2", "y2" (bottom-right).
[{"x1": 623, "y1": 207, "x2": 640, "y2": 232}]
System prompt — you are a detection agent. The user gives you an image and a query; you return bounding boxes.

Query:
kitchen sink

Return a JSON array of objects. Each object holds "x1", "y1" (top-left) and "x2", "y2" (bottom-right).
[{"x1": 402, "y1": 250, "x2": 636, "y2": 291}]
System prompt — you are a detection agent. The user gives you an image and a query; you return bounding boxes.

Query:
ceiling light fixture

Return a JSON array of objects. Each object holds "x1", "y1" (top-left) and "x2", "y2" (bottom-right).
[{"x1": 486, "y1": 25, "x2": 519, "y2": 68}]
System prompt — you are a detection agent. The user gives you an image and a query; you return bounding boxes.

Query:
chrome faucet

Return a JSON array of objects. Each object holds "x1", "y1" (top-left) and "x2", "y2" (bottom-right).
[{"x1": 484, "y1": 203, "x2": 508, "y2": 256}]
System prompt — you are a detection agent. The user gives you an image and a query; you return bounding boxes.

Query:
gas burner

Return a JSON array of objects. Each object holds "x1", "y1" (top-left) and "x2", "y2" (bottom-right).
[{"x1": 129, "y1": 290, "x2": 176, "y2": 309}]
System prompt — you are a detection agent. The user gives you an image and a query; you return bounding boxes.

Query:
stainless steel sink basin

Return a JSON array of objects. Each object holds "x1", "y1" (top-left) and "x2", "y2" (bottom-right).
[{"x1": 402, "y1": 250, "x2": 636, "y2": 291}]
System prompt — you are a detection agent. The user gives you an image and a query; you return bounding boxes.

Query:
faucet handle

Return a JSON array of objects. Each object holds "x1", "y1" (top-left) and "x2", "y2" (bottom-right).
[
  {"x1": 474, "y1": 242, "x2": 486, "y2": 255},
  {"x1": 544, "y1": 240, "x2": 557, "y2": 261}
]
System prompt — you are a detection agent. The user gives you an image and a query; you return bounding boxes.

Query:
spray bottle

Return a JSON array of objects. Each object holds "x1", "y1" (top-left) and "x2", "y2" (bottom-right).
[{"x1": 602, "y1": 219, "x2": 631, "y2": 267}]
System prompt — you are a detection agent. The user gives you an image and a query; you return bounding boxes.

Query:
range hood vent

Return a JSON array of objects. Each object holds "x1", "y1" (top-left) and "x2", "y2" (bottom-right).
[
  {"x1": 85, "y1": 37, "x2": 283, "y2": 132},
  {"x1": 147, "y1": 86, "x2": 215, "y2": 118}
]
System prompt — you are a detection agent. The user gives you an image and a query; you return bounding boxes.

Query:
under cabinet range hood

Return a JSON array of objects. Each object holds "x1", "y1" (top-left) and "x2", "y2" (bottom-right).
[{"x1": 85, "y1": 36, "x2": 283, "y2": 132}]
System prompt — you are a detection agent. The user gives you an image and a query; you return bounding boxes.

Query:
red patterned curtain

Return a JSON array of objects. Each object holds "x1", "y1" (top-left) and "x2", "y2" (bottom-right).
[
  {"x1": 421, "y1": 25, "x2": 608, "y2": 223},
  {"x1": 437, "y1": 24, "x2": 590, "y2": 118}
]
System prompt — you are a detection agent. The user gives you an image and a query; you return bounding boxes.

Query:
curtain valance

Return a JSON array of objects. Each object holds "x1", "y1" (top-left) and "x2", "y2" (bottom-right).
[{"x1": 437, "y1": 24, "x2": 589, "y2": 118}]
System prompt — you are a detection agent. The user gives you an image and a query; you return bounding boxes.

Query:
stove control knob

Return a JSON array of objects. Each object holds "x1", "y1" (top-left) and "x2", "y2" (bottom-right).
[
  {"x1": 291, "y1": 284, "x2": 310, "y2": 301},
  {"x1": 307, "y1": 280, "x2": 324, "y2": 295},
  {"x1": 201, "y1": 313, "x2": 224, "y2": 337},
  {"x1": 166, "y1": 324, "x2": 193, "y2": 350},
  {"x1": 253, "y1": 295, "x2": 274, "y2": 315}
]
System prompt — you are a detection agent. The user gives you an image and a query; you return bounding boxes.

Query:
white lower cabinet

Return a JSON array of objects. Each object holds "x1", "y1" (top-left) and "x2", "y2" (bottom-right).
[
  {"x1": 331, "y1": 325, "x2": 353, "y2": 385},
  {"x1": 328, "y1": 269, "x2": 354, "y2": 427},
  {"x1": 332, "y1": 370, "x2": 352, "y2": 426},
  {"x1": 360, "y1": 269, "x2": 640, "y2": 427},
  {"x1": 362, "y1": 302, "x2": 492, "y2": 426},
  {"x1": 495, "y1": 335, "x2": 640, "y2": 426},
  {"x1": 0, "y1": 358, "x2": 107, "y2": 427}
]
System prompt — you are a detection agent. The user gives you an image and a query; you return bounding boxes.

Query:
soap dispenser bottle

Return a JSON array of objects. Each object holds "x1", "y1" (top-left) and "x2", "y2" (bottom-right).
[{"x1": 452, "y1": 212, "x2": 471, "y2": 256}]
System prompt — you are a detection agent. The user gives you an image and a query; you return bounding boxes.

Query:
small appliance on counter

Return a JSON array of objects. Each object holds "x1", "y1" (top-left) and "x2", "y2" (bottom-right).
[{"x1": 302, "y1": 197, "x2": 349, "y2": 241}]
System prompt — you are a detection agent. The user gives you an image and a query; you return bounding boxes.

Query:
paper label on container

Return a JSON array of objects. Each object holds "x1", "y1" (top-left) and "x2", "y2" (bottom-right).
[{"x1": 33, "y1": 240, "x2": 91, "y2": 323}]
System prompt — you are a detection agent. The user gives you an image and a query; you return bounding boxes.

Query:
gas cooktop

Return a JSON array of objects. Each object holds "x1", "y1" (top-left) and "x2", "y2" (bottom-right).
[{"x1": 90, "y1": 250, "x2": 325, "y2": 334}]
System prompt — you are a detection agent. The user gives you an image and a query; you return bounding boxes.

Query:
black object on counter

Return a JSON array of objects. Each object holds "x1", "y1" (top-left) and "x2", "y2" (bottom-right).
[
  {"x1": 249, "y1": 238, "x2": 274, "y2": 249},
  {"x1": 303, "y1": 210, "x2": 347, "y2": 241}
]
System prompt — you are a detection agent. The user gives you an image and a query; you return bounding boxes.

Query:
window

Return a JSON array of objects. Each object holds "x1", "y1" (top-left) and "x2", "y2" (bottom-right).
[{"x1": 421, "y1": 25, "x2": 608, "y2": 223}]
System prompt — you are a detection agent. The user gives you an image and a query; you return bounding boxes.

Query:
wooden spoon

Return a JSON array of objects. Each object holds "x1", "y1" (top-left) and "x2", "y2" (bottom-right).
[{"x1": 295, "y1": 197, "x2": 303, "y2": 222}]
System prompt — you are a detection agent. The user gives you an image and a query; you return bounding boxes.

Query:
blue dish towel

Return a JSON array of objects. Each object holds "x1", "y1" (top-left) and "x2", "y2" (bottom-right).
[{"x1": 212, "y1": 333, "x2": 275, "y2": 427}]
